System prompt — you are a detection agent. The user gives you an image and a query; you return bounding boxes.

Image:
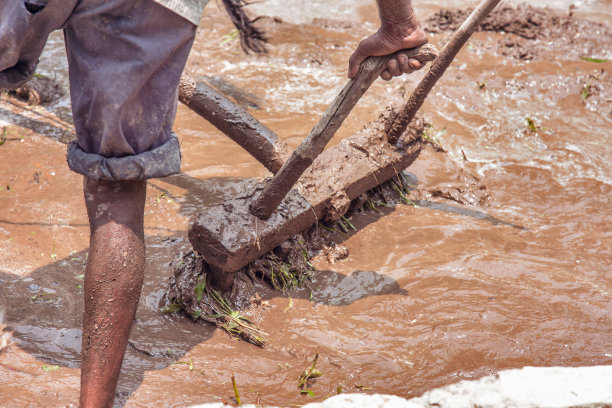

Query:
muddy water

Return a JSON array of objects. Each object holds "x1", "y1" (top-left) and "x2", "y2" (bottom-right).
[{"x1": 1, "y1": 0, "x2": 611, "y2": 407}]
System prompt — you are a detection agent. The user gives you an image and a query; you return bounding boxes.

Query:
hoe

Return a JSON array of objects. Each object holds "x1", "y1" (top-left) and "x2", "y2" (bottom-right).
[{"x1": 178, "y1": 0, "x2": 501, "y2": 290}]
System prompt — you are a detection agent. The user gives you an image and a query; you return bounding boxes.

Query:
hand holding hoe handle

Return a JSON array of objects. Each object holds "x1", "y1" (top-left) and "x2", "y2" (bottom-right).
[{"x1": 250, "y1": 0, "x2": 502, "y2": 220}]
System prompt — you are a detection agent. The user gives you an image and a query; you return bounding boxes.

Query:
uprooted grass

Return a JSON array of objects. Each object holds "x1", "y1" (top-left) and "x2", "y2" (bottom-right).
[
  {"x1": 165, "y1": 252, "x2": 269, "y2": 346},
  {"x1": 243, "y1": 235, "x2": 315, "y2": 292}
]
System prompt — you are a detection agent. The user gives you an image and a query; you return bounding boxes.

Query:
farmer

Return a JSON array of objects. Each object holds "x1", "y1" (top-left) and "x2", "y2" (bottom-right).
[{"x1": 0, "y1": 0, "x2": 426, "y2": 406}]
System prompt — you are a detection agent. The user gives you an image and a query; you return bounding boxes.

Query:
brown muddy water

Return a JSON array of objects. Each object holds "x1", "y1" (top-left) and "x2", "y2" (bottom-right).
[{"x1": 1, "y1": 1, "x2": 611, "y2": 407}]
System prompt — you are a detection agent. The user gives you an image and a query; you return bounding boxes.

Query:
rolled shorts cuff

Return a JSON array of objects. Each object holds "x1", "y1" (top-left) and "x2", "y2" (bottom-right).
[{"x1": 66, "y1": 134, "x2": 181, "y2": 181}]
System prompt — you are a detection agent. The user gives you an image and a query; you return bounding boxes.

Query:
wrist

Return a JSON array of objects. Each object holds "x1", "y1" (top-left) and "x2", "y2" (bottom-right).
[{"x1": 381, "y1": 14, "x2": 420, "y2": 40}]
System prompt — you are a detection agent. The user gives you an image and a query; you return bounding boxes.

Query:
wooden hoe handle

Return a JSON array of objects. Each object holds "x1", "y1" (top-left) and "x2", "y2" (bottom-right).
[{"x1": 249, "y1": 43, "x2": 439, "y2": 220}]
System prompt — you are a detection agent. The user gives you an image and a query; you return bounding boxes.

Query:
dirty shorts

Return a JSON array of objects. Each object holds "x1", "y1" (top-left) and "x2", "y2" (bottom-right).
[
  {"x1": 0, "y1": 0, "x2": 198, "y2": 181},
  {"x1": 62, "y1": 0, "x2": 198, "y2": 181}
]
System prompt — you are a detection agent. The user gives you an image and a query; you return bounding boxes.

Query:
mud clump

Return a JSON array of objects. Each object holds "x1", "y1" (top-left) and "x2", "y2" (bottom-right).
[
  {"x1": 165, "y1": 227, "x2": 325, "y2": 346},
  {"x1": 412, "y1": 167, "x2": 490, "y2": 207},
  {"x1": 425, "y1": 4, "x2": 612, "y2": 61},
  {"x1": 324, "y1": 243, "x2": 349, "y2": 264},
  {"x1": 165, "y1": 251, "x2": 269, "y2": 346},
  {"x1": 426, "y1": 5, "x2": 556, "y2": 40}
]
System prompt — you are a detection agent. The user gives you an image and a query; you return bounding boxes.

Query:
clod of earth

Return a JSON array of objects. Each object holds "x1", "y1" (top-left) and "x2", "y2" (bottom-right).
[{"x1": 425, "y1": 4, "x2": 612, "y2": 61}]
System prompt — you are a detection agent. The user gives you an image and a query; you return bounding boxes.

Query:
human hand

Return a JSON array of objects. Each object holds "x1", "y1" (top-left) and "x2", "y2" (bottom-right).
[
  {"x1": 0, "y1": 0, "x2": 53, "y2": 91},
  {"x1": 348, "y1": 16, "x2": 428, "y2": 80},
  {"x1": 0, "y1": 0, "x2": 36, "y2": 91},
  {"x1": 0, "y1": 60, "x2": 38, "y2": 91}
]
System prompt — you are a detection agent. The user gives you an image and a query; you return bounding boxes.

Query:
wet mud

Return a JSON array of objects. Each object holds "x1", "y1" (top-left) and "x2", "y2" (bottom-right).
[
  {"x1": 425, "y1": 4, "x2": 612, "y2": 62},
  {"x1": 1, "y1": 1, "x2": 611, "y2": 407},
  {"x1": 167, "y1": 152, "x2": 429, "y2": 344}
]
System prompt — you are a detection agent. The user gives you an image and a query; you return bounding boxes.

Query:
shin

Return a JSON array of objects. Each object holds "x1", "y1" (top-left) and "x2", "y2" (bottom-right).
[{"x1": 80, "y1": 177, "x2": 146, "y2": 408}]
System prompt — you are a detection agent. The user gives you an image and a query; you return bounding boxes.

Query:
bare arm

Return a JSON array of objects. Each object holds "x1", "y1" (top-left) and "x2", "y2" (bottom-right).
[
  {"x1": 348, "y1": 0, "x2": 428, "y2": 79},
  {"x1": 377, "y1": 0, "x2": 414, "y2": 21}
]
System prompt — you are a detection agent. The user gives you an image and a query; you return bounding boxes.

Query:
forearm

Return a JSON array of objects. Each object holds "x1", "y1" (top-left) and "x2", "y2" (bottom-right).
[
  {"x1": 376, "y1": 0, "x2": 421, "y2": 39},
  {"x1": 376, "y1": 0, "x2": 414, "y2": 22}
]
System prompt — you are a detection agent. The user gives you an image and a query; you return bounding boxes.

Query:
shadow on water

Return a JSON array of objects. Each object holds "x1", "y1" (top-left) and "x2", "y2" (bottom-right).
[
  {"x1": 0, "y1": 219, "x2": 188, "y2": 236},
  {"x1": 304, "y1": 269, "x2": 408, "y2": 307}
]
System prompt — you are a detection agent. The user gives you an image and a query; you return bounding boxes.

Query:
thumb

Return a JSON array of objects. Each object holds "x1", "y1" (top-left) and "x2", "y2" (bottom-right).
[{"x1": 347, "y1": 42, "x2": 370, "y2": 79}]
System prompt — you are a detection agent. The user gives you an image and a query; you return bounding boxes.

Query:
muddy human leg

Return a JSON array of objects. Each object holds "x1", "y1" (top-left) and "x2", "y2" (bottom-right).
[
  {"x1": 80, "y1": 178, "x2": 146, "y2": 408},
  {"x1": 63, "y1": 0, "x2": 198, "y2": 404}
]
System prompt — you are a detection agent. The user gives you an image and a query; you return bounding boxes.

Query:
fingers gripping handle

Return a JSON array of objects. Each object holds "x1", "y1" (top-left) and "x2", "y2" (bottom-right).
[{"x1": 249, "y1": 43, "x2": 439, "y2": 220}]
